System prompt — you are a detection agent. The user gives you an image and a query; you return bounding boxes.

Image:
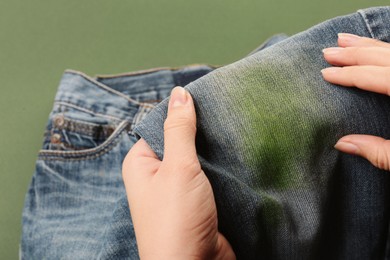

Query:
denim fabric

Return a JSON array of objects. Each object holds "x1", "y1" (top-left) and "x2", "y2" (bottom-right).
[
  {"x1": 21, "y1": 66, "x2": 215, "y2": 259},
  {"x1": 134, "y1": 7, "x2": 390, "y2": 259},
  {"x1": 22, "y1": 7, "x2": 390, "y2": 260},
  {"x1": 246, "y1": 33, "x2": 289, "y2": 56}
]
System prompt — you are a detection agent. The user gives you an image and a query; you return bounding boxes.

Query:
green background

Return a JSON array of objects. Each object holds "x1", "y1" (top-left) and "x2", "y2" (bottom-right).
[{"x1": 1, "y1": 1, "x2": 388, "y2": 258}]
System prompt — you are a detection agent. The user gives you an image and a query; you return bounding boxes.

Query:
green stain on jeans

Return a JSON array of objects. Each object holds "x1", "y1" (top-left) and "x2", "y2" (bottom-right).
[
  {"x1": 233, "y1": 64, "x2": 325, "y2": 189},
  {"x1": 228, "y1": 62, "x2": 335, "y2": 227}
]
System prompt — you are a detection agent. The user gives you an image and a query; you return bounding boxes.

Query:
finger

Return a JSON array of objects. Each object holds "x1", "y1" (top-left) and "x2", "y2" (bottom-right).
[
  {"x1": 335, "y1": 134, "x2": 390, "y2": 171},
  {"x1": 338, "y1": 33, "x2": 390, "y2": 49},
  {"x1": 128, "y1": 138, "x2": 159, "y2": 160},
  {"x1": 323, "y1": 46, "x2": 390, "y2": 67},
  {"x1": 163, "y1": 86, "x2": 198, "y2": 165},
  {"x1": 122, "y1": 138, "x2": 160, "y2": 183},
  {"x1": 321, "y1": 66, "x2": 390, "y2": 95}
]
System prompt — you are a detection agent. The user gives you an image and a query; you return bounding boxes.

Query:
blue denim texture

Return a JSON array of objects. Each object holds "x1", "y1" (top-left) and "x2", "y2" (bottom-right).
[
  {"x1": 134, "y1": 7, "x2": 390, "y2": 259},
  {"x1": 21, "y1": 66, "x2": 214, "y2": 259},
  {"x1": 22, "y1": 6, "x2": 390, "y2": 260}
]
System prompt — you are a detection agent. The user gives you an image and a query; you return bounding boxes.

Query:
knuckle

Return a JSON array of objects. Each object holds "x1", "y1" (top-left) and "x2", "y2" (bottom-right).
[
  {"x1": 350, "y1": 47, "x2": 363, "y2": 65},
  {"x1": 350, "y1": 46, "x2": 377, "y2": 66},
  {"x1": 385, "y1": 69, "x2": 390, "y2": 96},
  {"x1": 372, "y1": 38, "x2": 388, "y2": 48},
  {"x1": 164, "y1": 116, "x2": 196, "y2": 133},
  {"x1": 382, "y1": 67, "x2": 390, "y2": 96},
  {"x1": 349, "y1": 69, "x2": 361, "y2": 87},
  {"x1": 349, "y1": 46, "x2": 360, "y2": 55},
  {"x1": 363, "y1": 37, "x2": 384, "y2": 47},
  {"x1": 162, "y1": 157, "x2": 202, "y2": 178},
  {"x1": 183, "y1": 157, "x2": 202, "y2": 173},
  {"x1": 372, "y1": 140, "x2": 390, "y2": 171}
]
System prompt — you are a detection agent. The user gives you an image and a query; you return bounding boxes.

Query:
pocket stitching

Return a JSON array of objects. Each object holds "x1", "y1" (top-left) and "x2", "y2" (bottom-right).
[
  {"x1": 55, "y1": 101, "x2": 124, "y2": 123},
  {"x1": 38, "y1": 120, "x2": 130, "y2": 161}
]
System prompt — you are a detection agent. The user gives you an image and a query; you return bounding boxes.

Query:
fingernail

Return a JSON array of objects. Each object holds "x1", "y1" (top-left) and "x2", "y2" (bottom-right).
[
  {"x1": 321, "y1": 67, "x2": 342, "y2": 75},
  {"x1": 334, "y1": 141, "x2": 360, "y2": 155},
  {"x1": 338, "y1": 33, "x2": 361, "y2": 43},
  {"x1": 170, "y1": 86, "x2": 188, "y2": 107},
  {"x1": 322, "y1": 47, "x2": 343, "y2": 55}
]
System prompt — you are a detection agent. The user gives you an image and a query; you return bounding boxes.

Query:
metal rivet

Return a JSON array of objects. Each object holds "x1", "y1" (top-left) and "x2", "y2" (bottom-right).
[
  {"x1": 51, "y1": 133, "x2": 61, "y2": 144},
  {"x1": 106, "y1": 127, "x2": 114, "y2": 136},
  {"x1": 54, "y1": 115, "x2": 65, "y2": 127}
]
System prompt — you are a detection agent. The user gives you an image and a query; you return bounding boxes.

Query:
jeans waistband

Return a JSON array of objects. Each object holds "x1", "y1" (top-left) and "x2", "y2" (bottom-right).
[{"x1": 54, "y1": 65, "x2": 215, "y2": 129}]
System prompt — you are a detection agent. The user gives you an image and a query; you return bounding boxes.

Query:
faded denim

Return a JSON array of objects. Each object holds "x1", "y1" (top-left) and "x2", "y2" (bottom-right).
[
  {"x1": 134, "y1": 7, "x2": 390, "y2": 259},
  {"x1": 21, "y1": 66, "x2": 215, "y2": 259},
  {"x1": 22, "y1": 6, "x2": 390, "y2": 260}
]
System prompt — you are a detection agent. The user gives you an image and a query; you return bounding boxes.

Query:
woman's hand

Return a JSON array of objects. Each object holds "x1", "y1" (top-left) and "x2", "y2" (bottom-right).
[
  {"x1": 322, "y1": 33, "x2": 390, "y2": 170},
  {"x1": 122, "y1": 87, "x2": 235, "y2": 259}
]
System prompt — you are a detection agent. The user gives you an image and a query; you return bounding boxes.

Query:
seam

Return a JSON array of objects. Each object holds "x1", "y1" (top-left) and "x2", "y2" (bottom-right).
[
  {"x1": 54, "y1": 114, "x2": 115, "y2": 133},
  {"x1": 64, "y1": 69, "x2": 144, "y2": 105},
  {"x1": 38, "y1": 120, "x2": 129, "y2": 161},
  {"x1": 93, "y1": 64, "x2": 220, "y2": 78},
  {"x1": 357, "y1": 9, "x2": 375, "y2": 38},
  {"x1": 55, "y1": 101, "x2": 124, "y2": 122},
  {"x1": 129, "y1": 104, "x2": 151, "y2": 134}
]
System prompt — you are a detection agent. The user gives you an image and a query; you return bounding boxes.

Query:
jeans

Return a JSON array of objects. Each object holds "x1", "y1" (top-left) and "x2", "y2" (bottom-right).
[
  {"x1": 22, "y1": 6, "x2": 390, "y2": 260},
  {"x1": 134, "y1": 6, "x2": 390, "y2": 259},
  {"x1": 21, "y1": 66, "x2": 215, "y2": 259}
]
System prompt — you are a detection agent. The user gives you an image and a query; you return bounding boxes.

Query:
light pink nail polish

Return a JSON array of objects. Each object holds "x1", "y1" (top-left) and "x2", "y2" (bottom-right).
[
  {"x1": 171, "y1": 87, "x2": 188, "y2": 107},
  {"x1": 322, "y1": 47, "x2": 343, "y2": 55},
  {"x1": 338, "y1": 33, "x2": 361, "y2": 43},
  {"x1": 334, "y1": 141, "x2": 360, "y2": 155},
  {"x1": 321, "y1": 67, "x2": 342, "y2": 74}
]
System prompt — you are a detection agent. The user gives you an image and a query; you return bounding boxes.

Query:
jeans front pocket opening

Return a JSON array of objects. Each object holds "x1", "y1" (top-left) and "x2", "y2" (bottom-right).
[{"x1": 38, "y1": 120, "x2": 131, "y2": 161}]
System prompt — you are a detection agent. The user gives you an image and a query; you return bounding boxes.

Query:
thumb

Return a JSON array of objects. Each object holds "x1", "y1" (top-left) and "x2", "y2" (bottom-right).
[
  {"x1": 163, "y1": 86, "x2": 197, "y2": 164},
  {"x1": 335, "y1": 134, "x2": 390, "y2": 171}
]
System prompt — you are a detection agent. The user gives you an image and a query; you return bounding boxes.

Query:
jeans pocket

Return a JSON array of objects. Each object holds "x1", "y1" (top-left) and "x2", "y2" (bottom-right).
[{"x1": 38, "y1": 106, "x2": 132, "y2": 160}]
